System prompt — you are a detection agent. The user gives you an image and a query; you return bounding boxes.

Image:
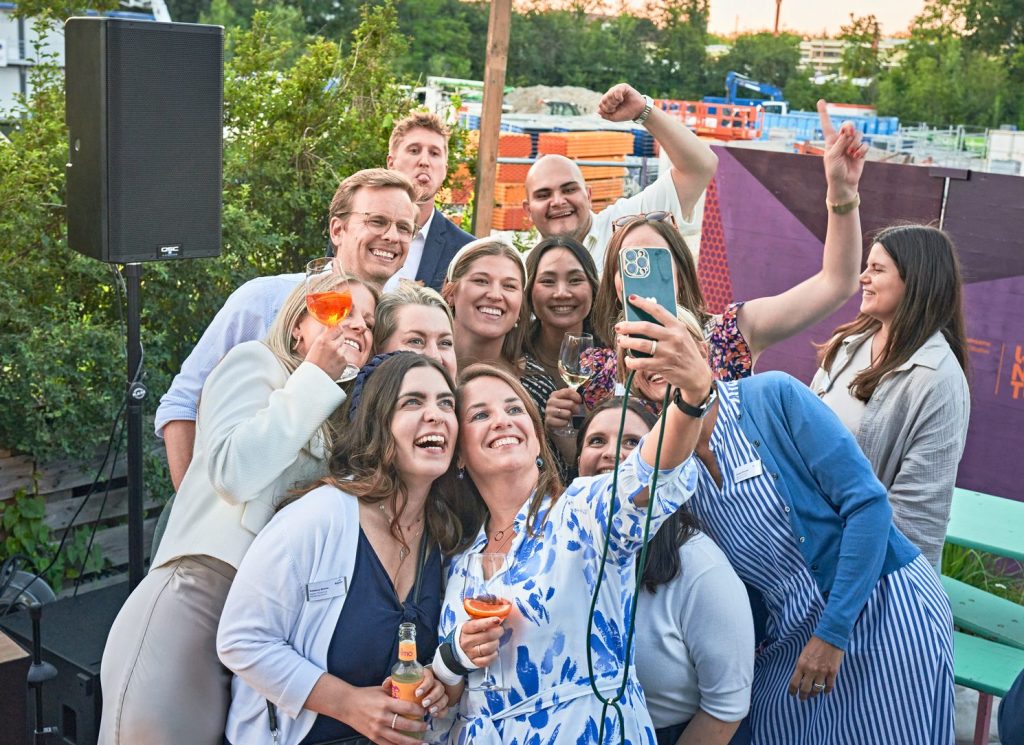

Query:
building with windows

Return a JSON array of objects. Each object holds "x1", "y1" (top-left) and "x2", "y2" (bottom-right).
[
  {"x1": 798, "y1": 37, "x2": 908, "y2": 75},
  {"x1": 0, "y1": 1, "x2": 164, "y2": 115}
]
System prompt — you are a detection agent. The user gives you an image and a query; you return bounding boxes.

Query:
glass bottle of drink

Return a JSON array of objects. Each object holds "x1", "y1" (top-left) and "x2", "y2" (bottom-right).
[{"x1": 391, "y1": 622, "x2": 425, "y2": 737}]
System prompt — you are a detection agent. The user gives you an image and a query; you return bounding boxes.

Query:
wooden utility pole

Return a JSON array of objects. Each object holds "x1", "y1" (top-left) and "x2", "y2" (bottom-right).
[
  {"x1": 471, "y1": 0, "x2": 511, "y2": 237},
  {"x1": 773, "y1": 0, "x2": 782, "y2": 35}
]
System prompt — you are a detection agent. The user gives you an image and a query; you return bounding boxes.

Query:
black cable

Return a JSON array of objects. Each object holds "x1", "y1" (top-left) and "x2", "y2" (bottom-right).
[
  {"x1": 585, "y1": 370, "x2": 673, "y2": 744},
  {"x1": 72, "y1": 414, "x2": 127, "y2": 597}
]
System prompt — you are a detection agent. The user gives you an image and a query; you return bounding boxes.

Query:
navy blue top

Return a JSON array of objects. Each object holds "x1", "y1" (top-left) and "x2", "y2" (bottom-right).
[{"x1": 300, "y1": 529, "x2": 442, "y2": 744}]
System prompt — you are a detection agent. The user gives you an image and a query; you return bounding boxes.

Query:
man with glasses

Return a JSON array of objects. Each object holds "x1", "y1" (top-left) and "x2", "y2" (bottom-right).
[
  {"x1": 522, "y1": 82, "x2": 718, "y2": 270},
  {"x1": 155, "y1": 169, "x2": 417, "y2": 491}
]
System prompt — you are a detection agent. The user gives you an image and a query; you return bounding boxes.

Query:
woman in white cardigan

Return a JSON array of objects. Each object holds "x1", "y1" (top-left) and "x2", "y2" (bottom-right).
[
  {"x1": 218, "y1": 352, "x2": 463, "y2": 745},
  {"x1": 812, "y1": 225, "x2": 971, "y2": 569},
  {"x1": 98, "y1": 274, "x2": 377, "y2": 745}
]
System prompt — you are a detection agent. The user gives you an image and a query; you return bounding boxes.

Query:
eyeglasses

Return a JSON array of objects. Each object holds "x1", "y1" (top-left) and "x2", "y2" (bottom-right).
[
  {"x1": 342, "y1": 211, "x2": 418, "y2": 240},
  {"x1": 611, "y1": 211, "x2": 678, "y2": 232}
]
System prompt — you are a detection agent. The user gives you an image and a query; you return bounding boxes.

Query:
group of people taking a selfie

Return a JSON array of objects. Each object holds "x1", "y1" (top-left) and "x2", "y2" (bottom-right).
[{"x1": 97, "y1": 82, "x2": 970, "y2": 745}]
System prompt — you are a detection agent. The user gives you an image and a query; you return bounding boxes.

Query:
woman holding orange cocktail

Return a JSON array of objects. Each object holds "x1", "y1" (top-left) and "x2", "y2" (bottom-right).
[{"x1": 99, "y1": 274, "x2": 376, "y2": 745}]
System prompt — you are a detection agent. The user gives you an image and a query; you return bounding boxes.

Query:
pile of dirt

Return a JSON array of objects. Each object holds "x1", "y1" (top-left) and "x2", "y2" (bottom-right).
[{"x1": 505, "y1": 85, "x2": 603, "y2": 114}]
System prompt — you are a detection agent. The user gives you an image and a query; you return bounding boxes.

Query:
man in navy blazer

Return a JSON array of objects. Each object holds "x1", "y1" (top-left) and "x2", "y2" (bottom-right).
[{"x1": 383, "y1": 111, "x2": 474, "y2": 291}]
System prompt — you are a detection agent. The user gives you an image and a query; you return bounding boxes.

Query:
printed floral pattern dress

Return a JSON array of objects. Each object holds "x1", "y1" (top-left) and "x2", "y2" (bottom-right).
[
  {"x1": 580, "y1": 302, "x2": 754, "y2": 416},
  {"x1": 439, "y1": 444, "x2": 698, "y2": 745}
]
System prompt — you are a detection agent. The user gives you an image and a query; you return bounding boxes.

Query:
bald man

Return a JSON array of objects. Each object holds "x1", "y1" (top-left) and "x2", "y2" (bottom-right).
[{"x1": 522, "y1": 83, "x2": 718, "y2": 270}]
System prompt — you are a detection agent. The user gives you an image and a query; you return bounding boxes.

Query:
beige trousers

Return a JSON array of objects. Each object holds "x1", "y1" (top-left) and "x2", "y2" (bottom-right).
[{"x1": 98, "y1": 555, "x2": 236, "y2": 745}]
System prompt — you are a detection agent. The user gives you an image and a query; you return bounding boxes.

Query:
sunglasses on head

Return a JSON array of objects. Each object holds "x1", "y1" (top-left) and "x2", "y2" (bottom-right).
[{"x1": 611, "y1": 211, "x2": 677, "y2": 232}]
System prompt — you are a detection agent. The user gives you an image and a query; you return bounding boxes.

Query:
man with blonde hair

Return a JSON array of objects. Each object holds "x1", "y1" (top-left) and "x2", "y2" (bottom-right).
[
  {"x1": 155, "y1": 168, "x2": 417, "y2": 489},
  {"x1": 382, "y1": 110, "x2": 474, "y2": 291}
]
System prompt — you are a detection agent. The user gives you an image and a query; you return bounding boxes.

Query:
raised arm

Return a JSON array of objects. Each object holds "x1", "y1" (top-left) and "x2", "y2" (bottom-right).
[
  {"x1": 739, "y1": 100, "x2": 867, "y2": 359},
  {"x1": 598, "y1": 83, "x2": 718, "y2": 219}
]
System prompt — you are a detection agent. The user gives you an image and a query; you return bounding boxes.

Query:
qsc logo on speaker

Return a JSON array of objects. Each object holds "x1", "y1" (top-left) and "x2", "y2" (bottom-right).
[{"x1": 622, "y1": 248, "x2": 651, "y2": 279}]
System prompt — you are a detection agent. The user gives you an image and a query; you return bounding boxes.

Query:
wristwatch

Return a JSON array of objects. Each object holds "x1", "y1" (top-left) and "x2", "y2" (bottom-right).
[
  {"x1": 673, "y1": 384, "x2": 717, "y2": 418},
  {"x1": 632, "y1": 94, "x2": 653, "y2": 125}
]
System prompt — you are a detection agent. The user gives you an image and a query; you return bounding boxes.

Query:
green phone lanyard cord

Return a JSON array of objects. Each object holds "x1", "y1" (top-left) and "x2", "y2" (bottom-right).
[{"x1": 584, "y1": 370, "x2": 674, "y2": 745}]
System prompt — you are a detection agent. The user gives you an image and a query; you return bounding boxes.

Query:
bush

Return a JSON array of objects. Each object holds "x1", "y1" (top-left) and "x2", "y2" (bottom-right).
[{"x1": 1, "y1": 2, "x2": 470, "y2": 522}]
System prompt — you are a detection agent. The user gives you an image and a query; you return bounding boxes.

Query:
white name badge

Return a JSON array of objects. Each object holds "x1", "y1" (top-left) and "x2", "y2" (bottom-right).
[
  {"x1": 734, "y1": 459, "x2": 763, "y2": 482},
  {"x1": 306, "y1": 576, "x2": 348, "y2": 602}
]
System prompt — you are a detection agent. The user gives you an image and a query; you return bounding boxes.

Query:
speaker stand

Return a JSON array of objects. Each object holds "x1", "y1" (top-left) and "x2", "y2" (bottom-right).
[{"x1": 125, "y1": 263, "x2": 146, "y2": 590}]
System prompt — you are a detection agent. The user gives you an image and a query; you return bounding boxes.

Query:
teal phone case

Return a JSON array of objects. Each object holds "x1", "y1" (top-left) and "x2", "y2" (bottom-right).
[{"x1": 620, "y1": 246, "x2": 677, "y2": 357}]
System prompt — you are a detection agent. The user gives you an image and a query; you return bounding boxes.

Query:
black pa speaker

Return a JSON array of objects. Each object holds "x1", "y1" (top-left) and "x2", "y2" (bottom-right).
[
  {"x1": 65, "y1": 18, "x2": 223, "y2": 263},
  {"x1": 0, "y1": 582, "x2": 130, "y2": 745}
]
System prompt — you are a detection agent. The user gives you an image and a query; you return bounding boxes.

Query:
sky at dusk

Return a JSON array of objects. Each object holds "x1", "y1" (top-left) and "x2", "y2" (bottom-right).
[{"x1": 705, "y1": 0, "x2": 927, "y2": 36}]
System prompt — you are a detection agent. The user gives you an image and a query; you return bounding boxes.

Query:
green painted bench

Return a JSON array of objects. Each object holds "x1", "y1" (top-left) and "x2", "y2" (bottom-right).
[
  {"x1": 943, "y1": 487, "x2": 1024, "y2": 744},
  {"x1": 942, "y1": 575, "x2": 1024, "y2": 650},
  {"x1": 954, "y1": 631, "x2": 1024, "y2": 697},
  {"x1": 946, "y1": 488, "x2": 1024, "y2": 561},
  {"x1": 953, "y1": 632, "x2": 1024, "y2": 745}
]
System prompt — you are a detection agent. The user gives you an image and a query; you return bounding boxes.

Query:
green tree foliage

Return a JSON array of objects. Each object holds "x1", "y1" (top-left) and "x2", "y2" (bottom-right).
[
  {"x1": 876, "y1": 35, "x2": 1008, "y2": 127},
  {"x1": 0, "y1": 3, "x2": 421, "y2": 472},
  {"x1": 708, "y1": 32, "x2": 801, "y2": 92},
  {"x1": 838, "y1": 13, "x2": 884, "y2": 79}
]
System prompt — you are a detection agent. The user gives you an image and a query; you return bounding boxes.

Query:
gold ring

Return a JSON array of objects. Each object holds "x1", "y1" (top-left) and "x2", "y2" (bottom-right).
[{"x1": 650, "y1": 339, "x2": 658, "y2": 355}]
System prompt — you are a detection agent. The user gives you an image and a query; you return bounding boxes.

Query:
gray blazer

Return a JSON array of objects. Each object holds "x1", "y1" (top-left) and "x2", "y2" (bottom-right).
[{"x1": 811, "y1": 330, "x2": 970, "y2": 568}]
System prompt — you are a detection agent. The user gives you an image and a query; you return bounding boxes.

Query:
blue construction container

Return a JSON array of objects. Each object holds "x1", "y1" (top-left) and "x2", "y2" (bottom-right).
[{"x1": 761, "y1": 111, "x2": 900, "y2": 141}]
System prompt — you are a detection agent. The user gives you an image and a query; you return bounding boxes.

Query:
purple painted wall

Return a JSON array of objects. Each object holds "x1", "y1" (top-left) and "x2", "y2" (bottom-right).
[{"x1": 704, "y1": 146, "x2": 1024, "y2": 500}]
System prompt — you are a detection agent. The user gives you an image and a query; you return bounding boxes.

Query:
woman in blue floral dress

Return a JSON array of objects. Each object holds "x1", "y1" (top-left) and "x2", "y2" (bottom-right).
[{"x1": 435, "y1": 335, "x2": 714, "y2": 744}]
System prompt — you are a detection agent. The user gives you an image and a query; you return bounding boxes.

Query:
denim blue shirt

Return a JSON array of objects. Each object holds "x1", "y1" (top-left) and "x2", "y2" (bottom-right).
[{"x1": 730, "y1": 372, "x2": 920, "y2": 648}]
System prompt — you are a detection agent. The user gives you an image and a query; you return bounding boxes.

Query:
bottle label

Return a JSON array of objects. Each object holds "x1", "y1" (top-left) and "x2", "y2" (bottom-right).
[
  {"x1": 391, "y1": 677, "x2": 424, "y2": 705},
  {"x1": 398, "y1": 639, "x2": 416, "y2": 661}
]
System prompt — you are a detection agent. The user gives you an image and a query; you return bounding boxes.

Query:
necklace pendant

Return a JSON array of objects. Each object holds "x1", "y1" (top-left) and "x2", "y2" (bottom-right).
[
  {"x1": 399, "y1": 546, "x2": 408, "y2": 562},
  {"x1": 493, "y1": 529, "x2": 505, "y2": 541}
]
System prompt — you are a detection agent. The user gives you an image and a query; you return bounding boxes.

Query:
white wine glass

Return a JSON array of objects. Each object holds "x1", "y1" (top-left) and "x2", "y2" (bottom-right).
[
  {"x1": 304, "y1": 257, "x2": 359, "y2": 382},
  {"x1": 554, "y1": 332, "x2": 595, "y2": 436}
]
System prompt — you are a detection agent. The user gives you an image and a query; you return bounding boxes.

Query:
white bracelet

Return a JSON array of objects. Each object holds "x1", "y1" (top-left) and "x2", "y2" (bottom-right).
[{"x1": 430, "y1": 647, "x2": 466, "y2": 686}]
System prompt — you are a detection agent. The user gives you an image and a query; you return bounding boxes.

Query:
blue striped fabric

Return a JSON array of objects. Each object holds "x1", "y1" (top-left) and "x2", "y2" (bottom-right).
[{"x1": 686, "y1": 384, "x2": 954, "y2": 744}]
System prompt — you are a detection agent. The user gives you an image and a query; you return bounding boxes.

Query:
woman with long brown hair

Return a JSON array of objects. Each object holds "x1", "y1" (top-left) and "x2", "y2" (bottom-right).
[
  {"x1": 575, "y1": 396, "x2": 754, "y2": 745},
  {"x1": 812, "y1": 225, "x2": 970, "y2": 569},
  {"x1": 218, "y1": 353, "x2": 463, "y2": 745}
]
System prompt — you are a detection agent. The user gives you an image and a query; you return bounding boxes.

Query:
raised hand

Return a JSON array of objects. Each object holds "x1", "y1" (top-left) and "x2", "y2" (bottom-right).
[
  {"x1": 615, "y1": 295, "x2": 712, "y2": 403},
  {"x1": 817, "y1": 99, "x2": 868, "y2": 202},
  {"x1": 302, "y1": 322, "x2": 363, "y2": 382},
  {"x1": 598, "y1": 83, "x2": 647, "y2": 123}
]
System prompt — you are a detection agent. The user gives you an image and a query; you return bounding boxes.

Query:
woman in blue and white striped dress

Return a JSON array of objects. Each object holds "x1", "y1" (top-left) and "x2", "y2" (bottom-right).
[{"x1": 616, "y1": 299, "x2": 954, "y2": 745}]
